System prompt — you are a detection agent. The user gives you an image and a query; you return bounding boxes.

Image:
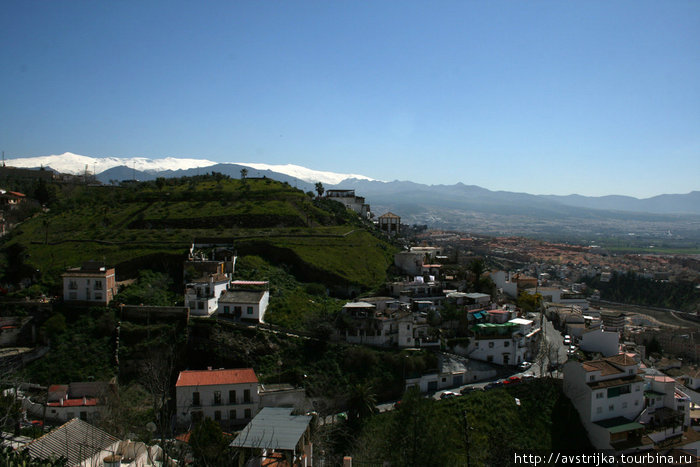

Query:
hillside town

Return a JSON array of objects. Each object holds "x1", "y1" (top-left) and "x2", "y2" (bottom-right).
[{"x1": 0, "y1": 168, "x2": 699, "y2": 466}]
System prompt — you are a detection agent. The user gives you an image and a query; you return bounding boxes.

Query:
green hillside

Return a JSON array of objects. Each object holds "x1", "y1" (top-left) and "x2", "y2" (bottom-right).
[{"x1": 1, "y1": 175, "x2": 397, "y2": 294}]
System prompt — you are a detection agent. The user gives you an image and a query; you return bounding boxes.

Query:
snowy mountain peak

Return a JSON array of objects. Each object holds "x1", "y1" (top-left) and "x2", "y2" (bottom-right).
[
  {"x1": 236, "y1": 162, "x2": 378, "y2": 185},
  {"x1": 5, "y1": 152, "x2": 218, "y2": 175},
  {"x1": 4, "y1": 153, "x2": 379, "y2": 185}
]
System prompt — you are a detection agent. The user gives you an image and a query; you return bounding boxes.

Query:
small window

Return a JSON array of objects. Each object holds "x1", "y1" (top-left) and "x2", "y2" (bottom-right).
[
  {"x1": 229, "y1": 390, "x2": 236, "y2": 404},
  {"x1": 245, "y1": 408, "x2": 251, "y2": 419},
  {"x1": 229, "y1": 409, "x2": 236, "y2": 420},
  {"x1": 214, "y1": 391, "x2": 221, "y2": 405},
  {"x1": 634, "y1": 400, "x2": 639, "y2": 406},
  {"x1": 247, "y1": 306, "x2": 254, "y2": 315},
  {"x1": 198, "y1": 302, "x2": 204, "y2": 310},
  {"x1": 441, "y1": 377, "x2": 446, "y2": 383},
  {"x1": 224, "y1": 306, "x2": 230, "y2": 313},
  {"x1": 596, "y1": 392, "x2": 604, "y2": 399},
  {"x1": 214, "y1": 410, "x2": 221, "y2": 421},
  {"x1": 193, "y1": 392, "x2": 200, "y2": 406},
  {"x1": 608, "y1": 405, "x2": 614, "y2": 411},
  {"x1": 504, "y1": 341, "x2": 509, "y2": 348},
  {"x1": 244, "y1": 389, "x2": 251, "y2": 403},
  {"x1": 589, "y1": 375, "x2": 595, "y2": 382}
]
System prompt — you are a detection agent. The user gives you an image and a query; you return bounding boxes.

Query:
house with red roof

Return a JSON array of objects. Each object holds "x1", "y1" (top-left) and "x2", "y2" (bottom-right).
[
  {"x1": 176, "y1": 368, "x2": 260, "y2": 429},
  {"x1": 24, "y1": 381, "x2": 113, "y2": 424}
]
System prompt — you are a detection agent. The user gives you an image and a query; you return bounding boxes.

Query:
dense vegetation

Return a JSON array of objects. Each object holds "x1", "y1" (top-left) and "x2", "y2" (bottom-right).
[
  {"x1": 584, "y1": 271, "x2": 700, "y2": 313},
  {"x1": 350, "y1": 380, "x2": 592, "y2": 466},
  {"x1": 0, "y1": 175, "x2": 397, "y2": 296}
]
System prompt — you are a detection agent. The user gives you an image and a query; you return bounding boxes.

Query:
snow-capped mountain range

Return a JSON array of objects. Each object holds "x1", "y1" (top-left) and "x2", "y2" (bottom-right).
[{"x1": 5, "y1": 152, "x2": 377, "y2": 185}]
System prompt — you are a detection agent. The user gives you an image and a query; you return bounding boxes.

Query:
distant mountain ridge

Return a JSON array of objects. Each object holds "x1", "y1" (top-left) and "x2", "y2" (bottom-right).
[{"x1": 6, "y1": 152, "x2": 699, "y2": 217}]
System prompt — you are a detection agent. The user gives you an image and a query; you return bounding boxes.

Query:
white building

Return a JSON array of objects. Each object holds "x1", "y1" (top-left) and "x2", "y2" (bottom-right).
[
  {"x1": 563, "y1": 354, "x2": 645, "y2": 449},
  {"x1": 465, "y1": 319, "x2": 539, "y2": 366},
  {"x1": 579, "y1": 327, "x2": 620, "y2": 357},
  {"x1": 185, "y1": 273, "x2": 229, "y2": 316},
  {"x1": 641, "y1": 375, "x2": 691, "y2": 429},
  {"x1": 176, "y1": 368, "x2": 260, "y2": 429},
  {"x1": 218, "y1": 288, "x2": 269, "y2": 323},
  {"x1": 62, "y1": 262, "x2": 117, "y2": 305},
  {"x1": 489, "y1": 271, "x2": 518, "y2": 298}
]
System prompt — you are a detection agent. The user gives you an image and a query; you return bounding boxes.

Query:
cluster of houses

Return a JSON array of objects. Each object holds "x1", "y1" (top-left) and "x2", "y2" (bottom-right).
[
  {"x1": 61, "y1": 246, "x2": 270, "y2": 323},
  {"x1": 15, "y1": 366, "x2": 313, "y2": 466},
  {"x1": 338, "y1": 246, "x2": 543, "y2": 388}
]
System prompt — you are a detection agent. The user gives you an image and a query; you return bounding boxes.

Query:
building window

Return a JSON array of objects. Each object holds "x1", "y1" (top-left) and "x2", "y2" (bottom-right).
[
  {"x1": 244, "y1": 408, "x2": 251, "y2": 419},
  {"x1": 94, "y1": 280, "x2": 103, "y2": 290},
  {"x1": 634, "y1": 400, "x2": 639, "y2": 406},
  {"x1": 622, "y1": 402, "x2": 627, "y2": 409},
  {"x1": 635, "y1": 385, "x2": 640, "y2": 391},
  {"x1": 247, "y1": 306, "x2": 254, "y2": 315},
  {"x1": 214, "y1": 391, "x2": 221, "y2": 405},
  {"x1": 489, "y1": 342, "x2": 494, "y2": 348},
  {"x1": 214, "y1": 410, "x2": 221, "y2": 421},
  {"x1": 234, "y1": 306, "x2": 242, "y2": 315},
  {"x1": 193, "y1": 392, "x2": 200, "y2": 406},
  {"x1": 229, "y1": 409, "x2": 236, "y2": 420},
  {"x1": 504, "y1": 341, "x2": 509, "y2": 348},
  {"x1": 596, "y1": 392, "x2": 604, "y2": 399},
  {"x1": 609, "y1": 405, "x2": 614, "y2": 412},
  {"x1": 596, "y1": 407, "x2": 602, "y2": 414},
  {"x1": 244, "y1": 389, "x2": 250, "y2": 403},
  {"x1": 229, "y1": 390, "x2": 236, "y2": 404},
  {"x1": 198, "y1": 302, "x2": 204, "y2": 310},
  {"x1": 589, "y1": 376, "x2": 595, "y2": 382},
  {"x1": 224, "y1": 306, "x2": 230, "y2": 313},
  {"x1": 68, "y1": 280, "x2": 78, "y2": 290},
  {"x1": 94, "y1": 293, "x2": 102, "y2": 300}
]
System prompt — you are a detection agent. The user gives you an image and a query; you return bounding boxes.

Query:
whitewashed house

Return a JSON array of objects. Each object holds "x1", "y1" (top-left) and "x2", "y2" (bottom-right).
[
  {"x1": 218, "y1": 288, "x2": 269, "y2": 323},
  {"x1": 176, "y1": 368, "x2": 260, "y2": 429},
  {"x1": 185, "y1": 273, "x2": 229, "y2": 316},
  {"x1": 563, "y1": 354, "x2": 646, "y2": 449},
  {"x1": 62, "y1": 262, "x2": 117, "y2": 305}
]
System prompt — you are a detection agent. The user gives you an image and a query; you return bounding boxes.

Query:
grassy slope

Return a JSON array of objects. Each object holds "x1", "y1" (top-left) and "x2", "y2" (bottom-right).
[{"x1": 2, "y1": 176, "x2": 397, "y2": 292}]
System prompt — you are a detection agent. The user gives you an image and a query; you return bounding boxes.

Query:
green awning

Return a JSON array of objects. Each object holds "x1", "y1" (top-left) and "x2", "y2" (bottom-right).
[{"x1": 594, "y1": 417, "x2": 645, "y2": 434}]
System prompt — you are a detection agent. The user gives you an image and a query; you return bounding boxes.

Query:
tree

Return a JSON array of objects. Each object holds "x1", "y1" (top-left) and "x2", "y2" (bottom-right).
[
  {"x1": 240, "y1": 168, "x2": 248, "y2": 180},
  {"x1": 517, "y1": 291, "x2": 542, "y2": 314},
  {"x1": 189, "y1": 418, "x2": 231, "y2": 466},
  {"x1": 346, "y1": 382, "x2": 377, "y2": 427},
  {"x1": 315, "y1": 182, "x2": 324, "y2": 198}
]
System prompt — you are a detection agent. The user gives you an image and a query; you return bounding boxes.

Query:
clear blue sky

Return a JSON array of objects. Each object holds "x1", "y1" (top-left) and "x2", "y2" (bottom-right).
[{"x1": 1, "y1": 1, "x2": 698, "y2": 197}]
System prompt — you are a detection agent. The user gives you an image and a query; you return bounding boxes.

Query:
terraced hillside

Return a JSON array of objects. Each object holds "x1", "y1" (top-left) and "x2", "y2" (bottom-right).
[{"x1": 1, "y1": 175, "x2": 397, "y2": 294}]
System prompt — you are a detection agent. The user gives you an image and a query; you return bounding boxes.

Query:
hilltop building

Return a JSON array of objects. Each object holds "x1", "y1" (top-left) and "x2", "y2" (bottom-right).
[
  {"x1": 377, "y1": 212, "x2": 401, "y2": 236},
  {"x1": 324, "y1": 189, "x2": 370, "y2": 218}
]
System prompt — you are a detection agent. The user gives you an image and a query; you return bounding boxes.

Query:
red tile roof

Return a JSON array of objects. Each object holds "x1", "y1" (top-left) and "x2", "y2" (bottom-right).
[
  {"x1": 47, "y1": 398, "x2": 98, "y2": 407},
  {"x1": 176, "y1": 368, "x2": 258, "y2": 387}
]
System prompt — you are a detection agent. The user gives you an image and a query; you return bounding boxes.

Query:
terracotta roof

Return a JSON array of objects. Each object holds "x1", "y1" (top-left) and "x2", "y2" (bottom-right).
[
  {"x1": 605, "y1": 354, "x2": 637, "y2": 367},
  {"x1": 646, "y1": 375, "x2": 675, "y2": 383},
  {"x1": 47, "y1": 398, "x2": 98, "y2": 407},
  {"x1": 582, "y1": 360, "x2": 622, "y2": 376},
  {"x1": 588, "y1": 375, "x2": 644, "y2": 390},
  {"x1": 378, "y1": 212, "x2": 400, "y2": 219},
  {"x1": 176, "y1": 368, "x2": 258, "y2": 387}
]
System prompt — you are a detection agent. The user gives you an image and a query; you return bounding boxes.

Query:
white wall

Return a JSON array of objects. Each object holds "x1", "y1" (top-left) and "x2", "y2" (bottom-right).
[
  {"x1": 580, "y1": 329, "x2": 619, "y2": 357},
  {"x1": 176, "y1": 382, "x2": 259, "y2": 427}
]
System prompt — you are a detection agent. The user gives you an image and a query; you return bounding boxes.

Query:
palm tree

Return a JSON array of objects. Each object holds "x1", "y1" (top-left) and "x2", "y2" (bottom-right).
[
  {"x1": 240, "y1": 168, "x2": 248, "y2": 180},
  {"x1": 347, "y1": 382, "x2": 377, "y2": 423},
  {"x1": 315, "y1": 182, "x2": 325, "y2": 198}
]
